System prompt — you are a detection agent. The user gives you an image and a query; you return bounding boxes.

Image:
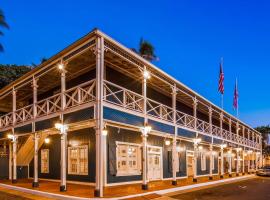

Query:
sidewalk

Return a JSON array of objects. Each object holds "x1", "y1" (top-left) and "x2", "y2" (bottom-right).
[{"x1": 0, "y1": 173, "x2": 255, "y2": 199}]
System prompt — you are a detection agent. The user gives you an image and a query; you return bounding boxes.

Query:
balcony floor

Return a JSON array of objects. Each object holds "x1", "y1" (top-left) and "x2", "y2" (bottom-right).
[{"x1": 0, "y1": 173, "x2": 252, "y2": 199}]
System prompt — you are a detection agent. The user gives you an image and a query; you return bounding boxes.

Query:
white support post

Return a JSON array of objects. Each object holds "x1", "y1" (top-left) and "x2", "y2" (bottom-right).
[
  {"x1": 94, "y1": 36, "x2": 105, "y2": 197},
  {"x1": 209, "y1": 107, "x2": 213, "y2": 180},
  {"x1": 219, "y1": 113, "x2": 224, "y2": 178},
  {"x1": 193, "y1": 98, "x2": 198, "y2": 182},
  {"x1": 32, "y1": 77, "x2": 39, "y2": 188},
  {"x1": 59, "y1": 62, "x2": 67, "y2": 192},
  {"x1": 242, "y1": 126, "x2": 245, "y2": 174},
  {"x1": 209, "y1": 144, "x2": 213, "y2": 180},
  {"x1": 141, "y1": 66, "x2": 149, "y2": 190},
  {"x1": 12, "y1": 88, "x2": 17, "y2": 184},
  {"x1": 236, "y1": 122, "x2": 240, "y2": 176},
  {"x1": 220, "y1": 146, "x2": 224, "y2": 178},
  {"x1": 228, "y1": 148, "x2": 232, "y2": 176},
  {"x1": 12, "y1": 135, "x2": 17, "y2": 183},
  {"x1": 9, "y1": 142, "x2": 12, "y2": 180},
  {"x1": 172, "y1": 85, "x2": 177, "y2": 185}
]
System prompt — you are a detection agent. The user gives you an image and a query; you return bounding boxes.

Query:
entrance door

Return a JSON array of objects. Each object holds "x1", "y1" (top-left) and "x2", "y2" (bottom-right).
[
  {"x1": 148, "y1": 146, "x2": 162, "y2": 181},
  {"x1": 187, "y1": 151, "x2": 194, "y2": 177}
]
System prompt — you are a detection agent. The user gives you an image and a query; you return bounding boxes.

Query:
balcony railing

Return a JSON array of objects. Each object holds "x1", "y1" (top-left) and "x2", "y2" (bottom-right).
[
  {"x1": 0, "y1": 79, "x2": 259, "y2": 149},
  {"x1": 0, "y1": 79, "x2": 96, "y2": 129},
  {"x1": 103, "y1": 80, "x2": 260, "y2": 149}
]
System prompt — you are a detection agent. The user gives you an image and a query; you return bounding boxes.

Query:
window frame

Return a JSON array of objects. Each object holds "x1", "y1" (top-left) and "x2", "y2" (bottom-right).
[
  {"x1": 41, "y1": 149, "x2": 49, "y2": 174},
  {"x1": 68, "y1": 145, "x2": 88, "y2": 176},
  {"x1": 116, "y1": 141, "x2": 142, "y2": 176}
]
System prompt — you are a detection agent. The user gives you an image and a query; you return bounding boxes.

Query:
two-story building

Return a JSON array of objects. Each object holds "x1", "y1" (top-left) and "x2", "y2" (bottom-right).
[{"x1": 0, "y1": 29, "x2": 262, "y2": 197}]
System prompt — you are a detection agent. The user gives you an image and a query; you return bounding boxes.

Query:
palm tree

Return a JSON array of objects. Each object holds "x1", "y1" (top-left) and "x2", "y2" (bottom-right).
[
  {"x1": 0, "y1": 9, "x2": 9, "y2": 52},
  {"x1": 131, "y1": 38, "x2": 159, "y2": 62}
]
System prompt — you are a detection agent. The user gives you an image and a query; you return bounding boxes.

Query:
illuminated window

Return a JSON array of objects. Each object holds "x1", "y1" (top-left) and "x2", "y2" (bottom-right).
[
  {"x1": 201, "y1": 152, "x2": 206, "y2": 171},
  {"x1": 68, "y1": 145, "x2": 88, "y2": 175},
  {"x1": 116, "y1": 142, "x2": 141, "y2": 176},
  {"x1": 41, "y1": 149, "x2": 49, "y2": 173}
]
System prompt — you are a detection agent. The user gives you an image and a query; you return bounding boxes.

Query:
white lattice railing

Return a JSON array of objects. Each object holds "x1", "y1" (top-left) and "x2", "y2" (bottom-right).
[
  {"x1": 103, "y1": 80, "x2": 144, "y2": 113},
  {"x1": 65, "y1": 80, "x2": 96, "y2": 109},
  {"x1": 36, "y1": 93, "x2": 61, "y2": 118},
  {"x1": 0, "y1": 79, "x2": 96, "y2": 129},
  {"x1": 0, "y1": 112, "x2": 13, "y2": 128},
  {"x1": 146, "y1": 99, "x2": 174, "y2": 122},
  {"x1": 14, "y1": 105, "x2": 33, "y2": 124}
]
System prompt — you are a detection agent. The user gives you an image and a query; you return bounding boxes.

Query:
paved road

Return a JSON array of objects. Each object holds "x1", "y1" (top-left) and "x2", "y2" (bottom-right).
[{"x1": 171, "y1": 177, "x2": 270, "y2": 200}]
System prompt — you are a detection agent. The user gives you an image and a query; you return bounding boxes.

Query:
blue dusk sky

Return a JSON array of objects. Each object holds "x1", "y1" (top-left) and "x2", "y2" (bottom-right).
[{"x1": 0, "y1": 0, "x2": 269, "y2": 127}]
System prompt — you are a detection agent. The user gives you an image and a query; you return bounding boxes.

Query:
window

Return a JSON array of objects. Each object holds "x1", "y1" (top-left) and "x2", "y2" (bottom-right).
[
  {"x1": 41, "y1": 149, "x2": 49, "y2": 173},
  {"x1": 68, "y1": 145, "x2": 88, "y2": 175},
  {"x1": 201, "y1": 152, "x2": 206, "y2": 171},
  {"x1": 116, "y1": 142, "x2": 141, "y2": 176}
]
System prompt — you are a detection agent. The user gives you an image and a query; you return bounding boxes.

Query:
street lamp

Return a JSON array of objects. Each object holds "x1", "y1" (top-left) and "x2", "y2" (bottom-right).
[
  {"x1": 55, "y1": 123, "x2": 68, "y2": 133},
  {"x1": 140, "y1": 125, "x2": 152, "y2": 136}
]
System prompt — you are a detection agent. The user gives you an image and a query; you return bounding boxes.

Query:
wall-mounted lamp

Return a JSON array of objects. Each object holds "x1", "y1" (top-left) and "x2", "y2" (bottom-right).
[
  {"x1": 102, "y1": 129, "x2": 108, "y2": 136},
  {"x1": 198, "y1": 146, "x2": 203, "y2": 150},
  {"x1": 165, "y1": 139, "x2": 171, "y2": 146},
  {"x1": 143, "y1": 70, "x2": 150, "y2": 79},
  {"x1": 235, "y1": 147, "x2": 242, "y2": 152},
  {"x1": 7, "y1": 134, "x2": 14, "y2": 140},
  {"x1": 193, "y1": 138, "x2": 201, "y2": 145},
  {"x1": 58, "y1": 63, "x2": 64, "y2": 70},
  {"x1": 55, "y1": 123, "x2": 68, "y2": 133},
  {"x1": 220, "y1": 144, "x2": 227, "y2": 149},
  {"x1": 45, "y1": 137, "x2": 50, "y2": 144},
  {"x1": 140, "y1": 125, "x2": 152, "y2": 136}
]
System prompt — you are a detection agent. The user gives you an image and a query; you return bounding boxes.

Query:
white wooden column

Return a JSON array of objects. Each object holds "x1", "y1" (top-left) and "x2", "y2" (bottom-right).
[
  {"x1": 32, "y1": 77, "x2": 39, "y2": 187},
  {"x1": 220, "y1": 113, "x2": 224, "y2": 178},
  {"x1": 172, "y1": 85, "x2": 177, "y2": 185},
  {"x1": 209, "y1": 107, "x2": 213, "y2": 180},
  {"x1": 242, "y1": 126, "x2": 245, "y2": 174},
  {"x1": 228, "y1": 148, "x2": 232, "y2": 176},
  {"x1": 12, "y1": 89, "x2": 17, "y2": 183},
  {"x1": 236, "y1": 122, "x2": 240, "y2": 175},
  {"x1": 141, "y1": 66, "x2": 150, "y2": 190},
  {"x1": 95, "y1": 36, "x2": 105, "y2": 197},
  {"x1": 8, "y1": 142, "x2": 12, "y2": 180},
  {"x1": 193, "y1": 98, "x2": 198, "y2": 182},
  {"x1": 12, "y1": 136, "x2": 17, "y2": 183},
  {"x1": 59, "y1": 62, "x2": 67, "y2": 192}
]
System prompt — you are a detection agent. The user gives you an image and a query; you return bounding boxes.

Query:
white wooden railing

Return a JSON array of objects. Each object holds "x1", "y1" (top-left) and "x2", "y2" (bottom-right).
[
  {"x1": 0, "y1": 80, "x2": 96, "y2": 129},
  {"x1": 103, "y1": 80, "x2": 259, "y2": 149}
]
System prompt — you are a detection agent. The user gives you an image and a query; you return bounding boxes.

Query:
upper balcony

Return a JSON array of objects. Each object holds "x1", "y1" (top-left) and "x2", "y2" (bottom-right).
[{"x1": 0, "y1": 29, "x2": 261, "y2": 151}]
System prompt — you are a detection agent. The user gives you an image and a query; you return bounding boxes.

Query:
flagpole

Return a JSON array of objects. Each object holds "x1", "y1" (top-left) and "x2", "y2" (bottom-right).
[
  {"x1": 221, "y1": 57, "x2": 224, "y2": 109},
  {"x1": 236, "y1": 78, "x2": 239, "y2": 118}
]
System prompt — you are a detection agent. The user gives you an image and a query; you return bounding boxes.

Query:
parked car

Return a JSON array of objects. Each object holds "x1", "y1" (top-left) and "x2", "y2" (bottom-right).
[{"x1": 256, "y1": 166, "x2": 270, "y2": 176}]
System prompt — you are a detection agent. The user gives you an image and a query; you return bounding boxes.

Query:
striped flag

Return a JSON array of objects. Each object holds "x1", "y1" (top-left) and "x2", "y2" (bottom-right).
[
  {"x1": 233, "y1": 79, "x2": 238, "y2": 110},
  {"x1": 218, "y1": 62, "x2": 224, "y2": 94}
]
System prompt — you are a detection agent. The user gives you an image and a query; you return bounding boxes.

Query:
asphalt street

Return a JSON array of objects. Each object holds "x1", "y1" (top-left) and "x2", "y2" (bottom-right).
[{"x1": 172, "y1": 177, "x2": 270, "y2": 200}]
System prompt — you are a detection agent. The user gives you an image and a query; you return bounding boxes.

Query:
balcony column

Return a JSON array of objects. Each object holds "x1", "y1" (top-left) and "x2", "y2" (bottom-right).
[
  {"x1": 228, "y1": 148, "x2": 232, "y2": 176},
  {"x1": 58, "y1": 61, "x2": 67, "y2": 192},
  {"x1": 242, "y1": 127, "x2": 245, "y2": 175},
  {"x1": 208, "y1": 107, "x2": 213, "y2": 180},
  {"x1": 236, "y1": 122, "x2": 240, "y2": 176},
  {"x1": 95, "y1": 36, "x2": 105, "y2": 197},
  {"x1": 193, "y1": 97, "x2": 198, "y2": 183},
  {"x1": 220, "y1": 146, "x2": 224, "y2": 178},
  {"x1": 11, "y1": 135, "x2": 17, "y2": 183},
  {"x1": 219, "y1": 113, "x2": 224, "y2": 178},
  {"x1": 141, "y1": 66, "x2": 150, "y2": 190},
  {"x1": 172, "y1": 85, "x2": 177, "y2": 185},
  {"x1": 12, "y1": 88, "x2": 17, "y2": 183},
  {"x1": 247, "y1": 129, "x2": 250, "y2": 174},
  {"x1": 32, "y1": 77, "x2": 39, "y2": 188},
  {"x1": 8, "y1": 142, "x2": 12, "y2": 180}
]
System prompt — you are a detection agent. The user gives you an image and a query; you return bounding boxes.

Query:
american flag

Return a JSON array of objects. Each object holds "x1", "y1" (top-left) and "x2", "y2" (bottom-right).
[
  {"x1": 233, "y1": 79, "x2": 238, "y2": 110},
  {"x1": 218, "y1": 62, "x2": 224, "y2": 94}
]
